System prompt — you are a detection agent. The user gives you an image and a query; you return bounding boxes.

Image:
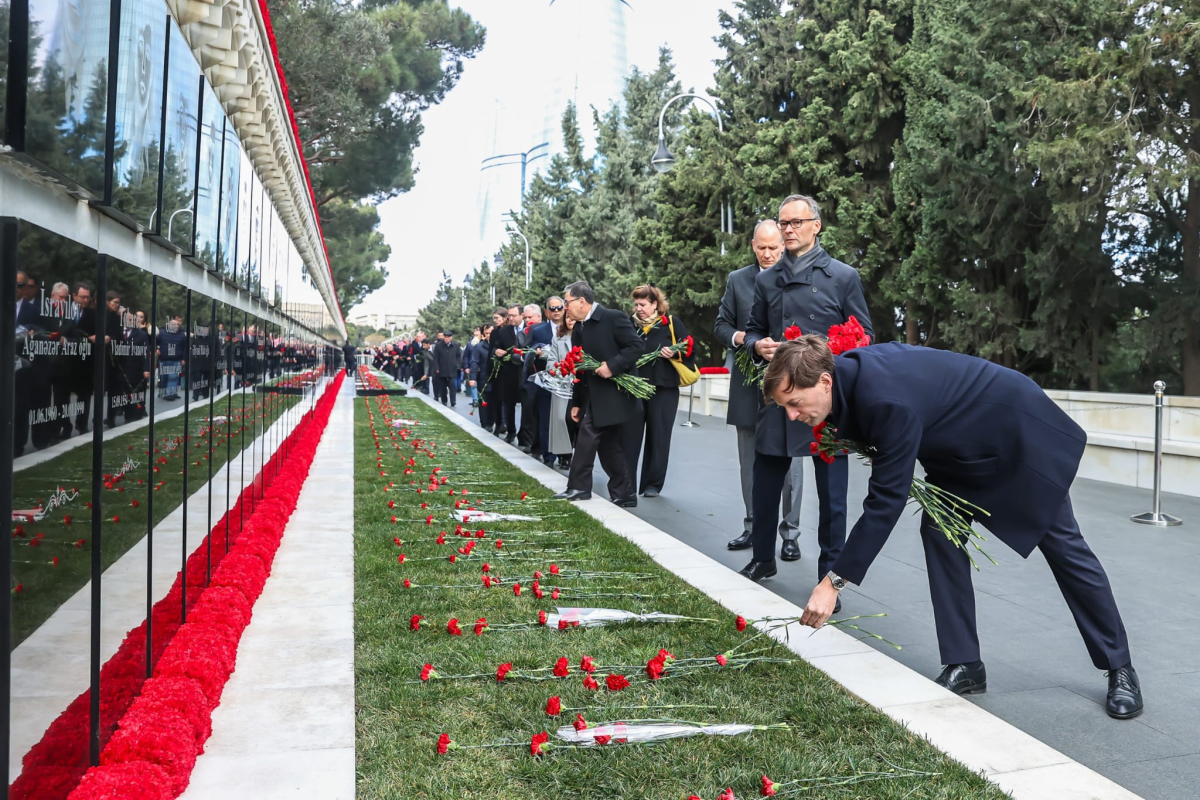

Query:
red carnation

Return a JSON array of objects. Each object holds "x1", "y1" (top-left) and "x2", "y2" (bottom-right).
[
  {"x1": 474, "y1": 618, "x2": 489, "y2": 636},
  {"x1": 534, "y1": 570, "x2": 543, "y2": 579},
  {"x1": 539, "y1": 610, "x2": 548, "y2": 625},
  {"x1": 447, "y1": 619, "x2": 463, "y2": 636},
  {"x1": 530, "y1": 731, "x2": 550, "y2": 756},
  {"x1": 761, "y1": 775, "x2": 777, "y2": 796},
  {"x1": 719, "y1": 789, "x2": 737, "y2": 800},
  {"x1": 483, "y1": 575, "x2": 493, "y2": 588},
  {"x1": 593, "y1": 734, "x2": 612, "y2": 745},
  {"x1": 551, "y1": 588, "x2": 561, "y2": 600},
  {"x1": 397, "y1": 554, "x2": 406, "y2": 564},
  {"x1": 393, "y1": 537, "x2": 403, "y2": 546},
  {"x1": 521, "y1": 492, "x2": 528, "y2": 500},
  {"x1": 495, "y1": 539, "x2": 503, "y2": 549},
  {"x1": 809, "y1": 441, "x2": 819, "y2": 454},
  {"x1": 573, "y1": 713, "x2": 588, "y2": 731},
  {"x1": 553, "y1": 657, "x2": 570, "y2": 677},
  {"x1": 716, "y1": 654, "x2": 729, "y2": 666},
  {"x1": 534, "y1": 587, "x2": 545, "y2": 599},
  {"x1": 436, "y1": 733, "x2": 453, "y2": 755},
  {"x1": 583, "y1": 675, "x2": 599, "y2": 691},
  {"x1": 496, "y1": 662, "x2": 512, "y2": 681},
  {"x1": 646, "y1": 655, "x2": 665, "y2": 680},
  {"x1": 580, "y1": 656, "x2": 597, "y2": 673},
  {"x1": 658, "y1": 648, "x2": 675, "y2": 662},
  {"x1": 482, "y1": 563, "x2": 491, "y2": 573},
  {"x1": 558, "y1": 619, "x2": 569, "y2": 630},
  {"x1": 425, "y1": 515, "x2": 434, "y2": 524},
  {"x1": 736, "y1": 615, "x2": 748, "y2": 632},
  {"x1": 784, "y1": 324, "x2": 803, "y2": 341},
  {"x1": 410, "y1": 614, "x2": 424, "y2": 631},
  {"x1": 606, "y1": 674, "x2": 630, "y2": 691},
  {"x1": 449, "y1": 554, "x2": 457, "y2": 563},
  {"x1": 391, "y1": 516, "x2": 397, "y2": 523},
  {"x1": 545, "y1": 696, "x2": 562, "y2": 716},
  {"x1": 403, "y1": 579, "x2": 412, "y2": 588},
  {"x1": 550, "y1": 564, "x2": 560, "y2": 575},
  {"x1": 420, "y1": 663, "x2": 438, "y2": 681}
]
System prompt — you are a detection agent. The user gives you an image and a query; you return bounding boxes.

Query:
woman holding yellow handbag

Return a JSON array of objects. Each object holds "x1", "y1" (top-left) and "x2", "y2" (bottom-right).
[{"x1": 624, "y1": 284, "x2": 699, "y2": 498}]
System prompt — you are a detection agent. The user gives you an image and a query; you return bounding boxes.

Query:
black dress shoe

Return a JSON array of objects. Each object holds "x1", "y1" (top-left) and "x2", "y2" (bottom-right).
[
  {"x1": 1106, "y1": 665, "x2": 1143, "y2": 719},
  {"x1": 612, "y1": 496, "x2": 637, "y2": 508},
  {"x1": 505, "y1": 436, "x2": 516, "y2": 445},
  {"x1": 520, "y1": 445, "x2": 532, "y2": 454},
  {"x1": 642, "y1": 488, "x2": 659, "y2": 498},
  {"x1": 553, "y1": 490, "x2": 591, "y2": 501},
  {"x1": 727, "y1": 531, "x2": 753, "y2": 550},
  {"x1": 738, "y1": 559, "x2": 777, "y2": 582},
  {"x1": 934, "y1": 662, "x2": 987, "y2": 695},
  {"x1": 780, "y1": 539, "x2": 801, "y2": 561}
]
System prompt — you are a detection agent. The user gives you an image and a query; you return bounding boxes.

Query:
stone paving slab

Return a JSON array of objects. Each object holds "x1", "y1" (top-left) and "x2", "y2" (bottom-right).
[
  {"x1": 182, "y1": 381, "x2": 356, "y2": 800},
  {"x1": 430, "y1": 392, "x2": 1143, "y2": 800}
]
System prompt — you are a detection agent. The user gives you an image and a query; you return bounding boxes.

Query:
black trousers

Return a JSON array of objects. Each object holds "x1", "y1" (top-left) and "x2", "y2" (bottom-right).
[
  {"x1": 432, "y1": 375, "x2": 456, "y2": 405},
  {"x1": 536, "y1": 387, "x2": 553, "y2": 462},
  {"x1": 752, "y1": 452, "x2": 848, "y2": 581},
  {"x1": 518, "y1": 380, "x2": 538, "y2": 447},
  {"x1": 924, "y1": 496, "x2": 1131, "y2": 669},
  {"x1": 497, "y1": 373, "x2": 519, "y2": 436},
  {"x1": 566, "y1": 406, "x2": 633, "y2": 500},
  {"x1": 624, "y1": 387, "x2": 679, "y2": 494}
]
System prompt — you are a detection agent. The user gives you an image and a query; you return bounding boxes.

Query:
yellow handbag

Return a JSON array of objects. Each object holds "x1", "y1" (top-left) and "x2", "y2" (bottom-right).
[{"x1": 667, "y1": 316, "x2": 701, "y2": 387}]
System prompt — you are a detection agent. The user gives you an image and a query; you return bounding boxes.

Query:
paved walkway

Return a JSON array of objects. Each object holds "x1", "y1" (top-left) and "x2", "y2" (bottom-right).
[
  {"x1": 450, "y1": 399, "x2": 1200, "y2": 800},
  {"x1": 182, "y1": 380, "x2": 356, "y2": 800}
]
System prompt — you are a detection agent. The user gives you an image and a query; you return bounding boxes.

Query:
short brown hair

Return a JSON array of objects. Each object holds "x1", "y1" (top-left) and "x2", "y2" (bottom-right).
[
  {"x1": 763, "y1": 335, "x2": 834, "y2": 399},
  {"x1": 631, "y1": 284, "x2": 669, "y2": 314}
]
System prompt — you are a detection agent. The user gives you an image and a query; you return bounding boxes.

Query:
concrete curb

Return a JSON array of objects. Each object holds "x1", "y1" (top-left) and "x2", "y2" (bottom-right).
[{"x1": 415, "y1": 389, "x2": 1142, "y2": 800}]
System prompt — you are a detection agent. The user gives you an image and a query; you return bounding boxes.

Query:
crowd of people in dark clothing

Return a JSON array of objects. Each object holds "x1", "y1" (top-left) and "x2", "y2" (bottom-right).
[{"x1": 361, "y1": 283, "x2": 697, "y2": 506}]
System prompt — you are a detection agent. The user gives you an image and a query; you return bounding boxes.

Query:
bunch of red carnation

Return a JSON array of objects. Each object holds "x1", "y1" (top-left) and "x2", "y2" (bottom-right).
[
  {"x1": 827, "y1": 316, "x2": 870, "y2": 355},
  {"x1": 554, "y1": 345, "x2": 585, "y2": 378}
]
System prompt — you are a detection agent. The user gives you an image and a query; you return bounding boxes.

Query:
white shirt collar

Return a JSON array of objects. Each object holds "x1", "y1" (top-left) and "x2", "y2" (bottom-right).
[{"x1": 583, "y1": 303, "x2": 597, "y2": 322}]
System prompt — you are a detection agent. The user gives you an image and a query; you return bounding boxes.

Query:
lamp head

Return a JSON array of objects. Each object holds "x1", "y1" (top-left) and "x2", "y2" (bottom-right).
[{"x1": 651, "y1": 137, "x2": 675, "y2": 173}]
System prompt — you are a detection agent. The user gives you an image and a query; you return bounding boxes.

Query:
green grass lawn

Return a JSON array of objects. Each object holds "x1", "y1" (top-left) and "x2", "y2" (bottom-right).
[
  {"x1": 353, "y1": 395, "x2": 1009, "y2": 799},
  {"x1": 10, "y1": 389, "x2": 298, "y2": 647}
]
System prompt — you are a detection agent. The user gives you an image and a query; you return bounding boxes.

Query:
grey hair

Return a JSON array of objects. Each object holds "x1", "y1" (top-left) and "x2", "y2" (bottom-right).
[
  {"x1": 778, "y1": 194, "x2": 821, "y2": 222},
  {"x1": 752, "y1": 219, "x2": 782, "y2": 241},
  {"x1": 523, "y1": 303, "x2": 543, "y2": 319},
  {"x1": 563, "y1": 280, "x2": 594, "y2": 304},
  {"x1": 546, "y1": 295, "x2": 564, "y2": 305},
  {"x1": 51, "y1": 282, "x2": 69, "y2": 296}
]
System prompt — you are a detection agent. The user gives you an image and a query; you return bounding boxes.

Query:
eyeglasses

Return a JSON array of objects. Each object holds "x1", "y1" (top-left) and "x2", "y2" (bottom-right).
[
  {"x1": 547, "y1": 305, "x2": 564, "y2": 312},
  {"x1": 778, "y1": 218, "x2": 817, "y2": 230}
]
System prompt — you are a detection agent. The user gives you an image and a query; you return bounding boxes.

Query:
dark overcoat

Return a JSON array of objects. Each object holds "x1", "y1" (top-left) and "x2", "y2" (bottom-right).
[
  {"x1": 827, "y1": 343, "x2": 1087, "y2": 585},
  {"x1": 714, "y1": 264, "x2": 764, "y2": 428},
  {"x1": 744, "y1": 245, "x2": 873, "y2": 457},
  {"x1": 569, "y1": 303, "x2": 643, "y2": 429}
]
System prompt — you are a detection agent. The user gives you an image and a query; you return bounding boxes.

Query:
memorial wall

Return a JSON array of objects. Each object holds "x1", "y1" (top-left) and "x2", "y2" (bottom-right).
[{"x1": 0, "y1": 0, "x2": 345, "y2": 794}]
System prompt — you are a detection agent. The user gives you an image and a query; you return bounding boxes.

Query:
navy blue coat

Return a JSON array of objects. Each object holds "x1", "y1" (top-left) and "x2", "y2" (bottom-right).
[
  {"x1": 522, "y1": 321, "x2": 554, "y2": 384},
  {"x1": 744, "y1": 245, "x2": 873, "y2": 457},
  {"x1": 827, "y1": 343, "x2": 1087, "y2": 585}
]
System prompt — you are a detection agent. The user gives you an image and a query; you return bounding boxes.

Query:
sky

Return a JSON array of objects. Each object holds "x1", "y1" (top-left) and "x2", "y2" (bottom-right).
[{"x1": 355, "y1": 0, "x2": 739, "y2": 320}]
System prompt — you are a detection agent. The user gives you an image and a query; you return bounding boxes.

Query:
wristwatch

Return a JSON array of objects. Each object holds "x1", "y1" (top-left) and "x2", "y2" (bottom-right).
[{"x1": 825, "y1": 571, "x2": 848, "y2": 591}]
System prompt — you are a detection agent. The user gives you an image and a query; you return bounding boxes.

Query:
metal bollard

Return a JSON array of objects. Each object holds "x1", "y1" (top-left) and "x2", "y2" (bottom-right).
[
  {"x1": 1131, "y1": 380, "x2": 1183, "y2": 527},
  {"x1": 680, "y1": 380, "x2": 700, "y2": 428}
]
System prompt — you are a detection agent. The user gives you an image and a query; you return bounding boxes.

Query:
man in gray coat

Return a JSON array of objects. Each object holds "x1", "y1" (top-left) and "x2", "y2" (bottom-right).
[
  {"x1": 740, "y1": 195, "x2": 873, "y2": 595},
  {"x1": 715, "y1": 221, "x2": 805, "y2": 559}
]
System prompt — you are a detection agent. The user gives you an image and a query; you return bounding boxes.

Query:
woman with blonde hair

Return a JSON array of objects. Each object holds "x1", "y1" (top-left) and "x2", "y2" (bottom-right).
[{"x1": 624, "y1": 284, "x2": 696, "y2": 497}]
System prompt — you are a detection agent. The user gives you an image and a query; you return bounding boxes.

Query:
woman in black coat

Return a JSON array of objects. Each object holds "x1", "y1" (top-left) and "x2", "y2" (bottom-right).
[{"x1": 623, "y1": 284, "x2": 696, "y2": 497}]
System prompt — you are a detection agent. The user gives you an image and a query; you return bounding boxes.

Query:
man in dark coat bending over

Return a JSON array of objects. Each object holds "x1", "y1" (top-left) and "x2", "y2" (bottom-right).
[{"x1": 763, "y1": 335, "x2": 1142, "y2": 720}]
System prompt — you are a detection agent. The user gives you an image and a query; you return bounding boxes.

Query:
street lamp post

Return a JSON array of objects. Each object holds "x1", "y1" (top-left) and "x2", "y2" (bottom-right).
[
  {"x1": 502, "y1": 216, "x2": 532, "y2": 290},
  {"x1": 651, "y1": 93, "x2": 732, "y2": 254}
]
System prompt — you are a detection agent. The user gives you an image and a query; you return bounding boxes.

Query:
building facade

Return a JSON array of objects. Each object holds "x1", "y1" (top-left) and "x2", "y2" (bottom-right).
[
  {"x1": 1, "y1": 0, "x2": 346, "y2": 793},
  {"x1": 475, "y1": 0, "x2": 631, "y2": 261}
]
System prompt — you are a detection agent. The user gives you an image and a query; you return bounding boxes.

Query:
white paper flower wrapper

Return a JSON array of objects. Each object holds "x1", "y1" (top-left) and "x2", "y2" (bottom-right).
[
  {"x1": 554, "y1": 722, "x2": 759, "y2": 746},
  {"x1": 545, "y1": 608, "x2": 691, "y2": 629},
  {"x1": 453, "y1": 509, "x2": 540, "y2": 523},
  {"x1": 533, "y1": 371, "x2": 576, "y2": 400},
  {"x1": 391, "y1": 419, "x2": 419, "y2": 427}
]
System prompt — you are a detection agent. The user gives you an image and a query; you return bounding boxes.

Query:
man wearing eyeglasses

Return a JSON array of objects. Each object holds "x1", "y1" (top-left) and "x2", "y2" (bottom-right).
[{"x1": 739, "y1": 195, "x2": 873, "y2": 601}]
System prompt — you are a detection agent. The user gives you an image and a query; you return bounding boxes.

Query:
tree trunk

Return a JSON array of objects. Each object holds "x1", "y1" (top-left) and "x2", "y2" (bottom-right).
[{"x1": 905, "y1": 299, "x2": 919, "y2": 344}]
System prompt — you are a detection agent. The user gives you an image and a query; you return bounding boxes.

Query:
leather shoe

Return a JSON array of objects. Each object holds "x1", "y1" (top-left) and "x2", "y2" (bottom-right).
[
  {"x1": 727, "y1": 531, "x2": 753, "y2": 550},
  {"x1": 780, "y1": 539, "x2": 801, "y2": 561},
  {"x1": 553, "y1": 490, "x2": 591, "y2": 502},
  {"x1": 642, "y1": 489, "x2": 659, "y2": 498},
  {"x1": 738, "y1": 559, "x2": 777, "y2": 582},
  {"x1": 1106, "y1": 665, "x2": 1143, "y2": 719},
  {"x1": 612, "y1": 496, "x2": 637, "y2": 508},
  {"x1": 934, "y1": 662, "x2": 987, "y2": 695}
]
